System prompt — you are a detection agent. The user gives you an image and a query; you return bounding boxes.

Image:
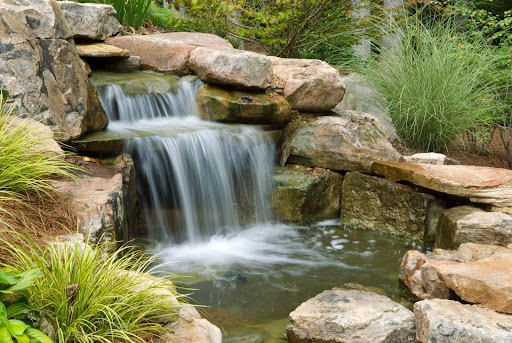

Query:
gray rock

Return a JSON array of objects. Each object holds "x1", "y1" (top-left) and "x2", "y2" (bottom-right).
[
  {"x1": 287, "y1": 285, "x2": 416, "y2": 343},
  {"x1": 189, "y1": 48, "x2": 273, "y2": 90},
  {"x1": 436, "y1": 206, "x2": 512, "y2": 249},
  {"x1": 270, "y1": 164, "x2": 343, "y2": 224},
  {"x1": 341, "y1": 172, "x2": 445, "y2": 240},
  {"x1": 281, "y1": 114, "x2": 401, "y2": 173},
  {"x1": 162, "y1": 305, "x2": 222, "y2": 343},
  {"x1": 400, "y1": 153, "x2": 448, "y2": 165},
  {"x1": 0, "y1": 0, "x2": 108, "y2": 141},
  {"x1": 57, "y1": 1, "x2": 122, "y2": 40},
  {"x1": 196, "y1": 85, "x2": 291, "y2": 125},
  {"x1": 415, "y1": 299, "x2": 512, "y2": 343},
  {"x1": 106, "y1": 32, "x2": 233, "y2": 75},
  {"x1": 270, "y1": 57, "x2": 345, "y2": 112}
]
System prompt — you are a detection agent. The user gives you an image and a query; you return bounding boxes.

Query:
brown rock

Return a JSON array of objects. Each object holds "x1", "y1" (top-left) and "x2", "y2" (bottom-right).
[
  {"x1": 75, "y1": 43, "x2": 130, "y2": 58},
  {"x1": 162, "y1": 305, "x2": 222, "y2": 343},
  {"x1": 189, "y1": 48, "x2": 272, "y2": 90},
  {"x1": 282, "y1": 114, "x2": 401, "y2": 172},
  {"x1": 270, "y1": 57, "x2": 345, "y2": 112},
  {"x1": 372, "y1": 162, "x2": 512, "y2": 208},
  {"x1": 106, "y1": 32, "x2": 233, "y2": 75},
  {"x1": 436, "y1": 206, "x2": 512, "y2": 249}
]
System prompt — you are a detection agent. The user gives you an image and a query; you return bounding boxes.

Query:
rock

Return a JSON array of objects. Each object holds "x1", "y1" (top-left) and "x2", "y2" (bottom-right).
[
  {"x1": 0, "y1": 0, "x2": 109, "y2": 141},
  {"x1": 101, "y1": 56, "x2": 140, "y2": 73},
  {"x1": 400, "y1": 243, "x2": 512, "y2": 313},
  {"x1": 400, "y1": 152, "x2": 448, "y2": 165},
  {"x1": 7, "y1": 117, "x2": 64, "y2": 158},
  {"x1": 270, "y1": 57, "x2": 345, "y2": 112},
  {"x1": 90, "y1": 71, "x2": 180, "y2": 97},
  {"x1": 372, "y1": 162, "x2": 512, "y2": 208},
  {"x1": 286, "y1": 285, "x2": 416, "y2": 343},
  {"x1": 196, "y1": 85, "x2": 291, "y2": 125},
  {"x1": 189, "y1": 48, "x2": 272, "y2": 90},
  {"x1": 162, "y1": 305, "x2": 222, "y2": 343},
  {"x1": 281, "y1": 114, "x2": 401, "y2": 172},
  {"x1": 270, "y1": 164, "x2": 343, "y2": 224},
  {"x1": 414, "y1": 299, "x2": 512, "y2": 343},
  {"x1": 75, "y1": 43, "x2": 130, "y2": 58},
  {"x1": 53, "y1": 154, "x2": 136, "y2": 243},
  {"x1": 57, "y1": 1, "x2": 121, "y2": 40},
  {"x1": 335, "y1": 74, "x2": 397, "y2": 140},
  {"x1": 340, "y1": 172, "x2": 445, "y2": 240},
  {"x1": 106, "y1": 32, "x2": 233, "y2": 75},
  {"x1": 436, "y1": 206, "x2": 512, "y2": 249}
]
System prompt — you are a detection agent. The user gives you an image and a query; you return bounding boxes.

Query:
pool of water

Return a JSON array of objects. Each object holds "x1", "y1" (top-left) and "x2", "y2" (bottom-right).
[{"x1": 158, "y1": 220, "x2": 423, "y2": 342}]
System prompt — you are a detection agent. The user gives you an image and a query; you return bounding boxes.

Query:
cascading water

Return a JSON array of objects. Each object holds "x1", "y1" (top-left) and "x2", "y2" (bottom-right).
[
  {"x1": 94, "y1": 73, "x2": 274, "y2": 243},
  {"x1": 91, "y1": 71, "x2": 421, "y2": 342}
]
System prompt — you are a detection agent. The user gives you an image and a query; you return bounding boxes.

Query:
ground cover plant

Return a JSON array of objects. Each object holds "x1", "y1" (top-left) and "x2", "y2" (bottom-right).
[
  {"x1": 360, "y1": 13, "x2": 498, "y2": 152},
  {"x1": 3, "y1": 238, "x2": 182, "y2": 343}
]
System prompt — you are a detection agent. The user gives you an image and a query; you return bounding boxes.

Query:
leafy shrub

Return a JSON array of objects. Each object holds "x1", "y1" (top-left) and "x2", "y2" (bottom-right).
[
  {"x1": 4, "y1": 239, "x2": 182, "y2": 343},
  {"x1": 0, "y1": 268, "x2": 54, "y2": 343},
  {"x1": 146, "y1": 3, "x2": 209, "y2": 33},
  {"x1": 361, "y1": 15, "x2": 498, "y2": 151}
]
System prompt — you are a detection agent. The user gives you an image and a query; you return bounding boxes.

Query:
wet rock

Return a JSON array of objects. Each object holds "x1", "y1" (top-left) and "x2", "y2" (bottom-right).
[
  {"x1": 270, "y1": 164, "x2": 343, "y2": 224},
  {"x1": 189, "y1": 48, "x2": 272, "y2": 90},
  {"x1": 415, "y1": 299, "x2": 512, "y2": 343},
  {"x1": 270, "y1": 57, "x2": 345, "y2": 112},
  {"x1": 372, "y1": 162, "x2": 512, "y2": 208},
  {"x1": 53, "y1": 154, "x2": 136, "y2": 243},
  {"x1": 0, "y1": 0, "x2": 108, "y2": 141},
  {"x1": 196, "y1": 85, "x2": 291, "y2": 125},
  {"x1": 341, "y1": 172, "x2": 445, "y2": 240},
  {"x1": 286, "y1": 285, "x2": 416, "y2": 343},
  {"x1": 436, "y1": 206, "x2": 512, "y2": 249},
  {"x1": 106, "y1": 32, "x2": 233, "y2": 75},
  {"x1": 101, "y1": 56, "x2": 140, "y2": 73},
  {"x1": 90, "y1": 71, "x2": 180, "y2": 97},
  {"x1": 400, "y1": 243, "x2": 512, "y2": 313},
  {"x1": 57, "y1": 1, "x2": 121, "y2": 40},
  {"x1": 400, "y1": 152, "x2": 448, "y2": 165},
  {"x1": 281, "y1": 114, "x2": 401, "y2": 172},
  {"x1": 162, "y1": 305, "x2": 222, "y2": 343}
]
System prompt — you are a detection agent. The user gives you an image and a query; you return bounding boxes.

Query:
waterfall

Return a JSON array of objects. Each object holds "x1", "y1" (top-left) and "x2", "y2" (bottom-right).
[{"x1": 93, "y1": 73, "x2": 274, "y2": 243}]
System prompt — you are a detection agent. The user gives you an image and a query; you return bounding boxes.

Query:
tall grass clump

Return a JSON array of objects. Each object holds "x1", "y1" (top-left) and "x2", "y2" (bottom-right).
[
  {"x1": 361, "y1": 15, "x2": 498, "y2": 151},
  {"x1": 3, "y1": 238, "x2": 182, "y2": 343},
  {"x1": 71, "y1": 0, "x2": 152, "y2": 29}
]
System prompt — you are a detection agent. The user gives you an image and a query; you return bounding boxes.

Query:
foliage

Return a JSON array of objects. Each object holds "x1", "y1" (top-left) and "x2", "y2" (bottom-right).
[
  {"x1": 360, "y1": 14, "x2": 498, "y2": 152},
  {"x1": 146, "y1": 3, "x2": 209, "y2": 33},
  {"x1": 0, "y1": 268, "x2": 53, "y2": 343},
  {"x1": 177, "y1": 0, "x2": 362, "y2": 61},
  {"x1": 0, "y1": 96, "x2": 77, "y2": 205},
  {"x1": 3, "y1": 238, "x2": 182, "y2": 343}
]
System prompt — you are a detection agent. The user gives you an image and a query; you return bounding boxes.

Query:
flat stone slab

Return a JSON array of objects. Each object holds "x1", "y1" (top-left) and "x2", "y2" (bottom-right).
[
  {"x1": 372, "y1": 162, "x2": 512, "y2": 207},
  {"x1": 76, "y1": 43, "x2": 130, "y2": 58},
  {"x1": 415, "y1": 299, "x2": 512, "y2": 343}
]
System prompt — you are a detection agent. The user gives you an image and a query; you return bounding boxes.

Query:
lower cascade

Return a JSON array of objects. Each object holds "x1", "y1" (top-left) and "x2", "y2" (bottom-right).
[{"x1": 92, "y1": 71, "x2": 419, "y2": 342}]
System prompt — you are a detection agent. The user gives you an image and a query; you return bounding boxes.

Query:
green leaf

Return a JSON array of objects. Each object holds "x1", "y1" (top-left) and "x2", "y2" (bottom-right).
[
  {"x1": 0, "y1": 302, "x2": 8, "y2": 318},
  {"x1": 0, "y1": 271, "x2": 19, "y2": 286},
  {"x1": 25, "y1": 327, "x2": 54, "y2": 343},
  {"x1": 6, "y1": 302, "x2": 31, "y2": 318},
  {"x1": 0, "y1": 326, "x2": 14, "y2": 343},
  {"x1": 13, "y1": 332, "x2": 30, "y2": 343},
  {"x1": 6, "y1": 319, "x2": 29, "y2": 336},
  {"x1": 0, "y1": 89, "x2": 8, "y2": 104}
]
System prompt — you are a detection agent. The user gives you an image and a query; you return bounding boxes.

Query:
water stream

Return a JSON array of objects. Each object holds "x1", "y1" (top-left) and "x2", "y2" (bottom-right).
[{"x1": 92, "y1": 71, "x2": 420, "y2": 342}]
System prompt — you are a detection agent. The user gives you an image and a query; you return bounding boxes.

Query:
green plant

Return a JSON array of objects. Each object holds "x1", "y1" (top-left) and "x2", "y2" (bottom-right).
[
  {"x1": 3, "y1": 239, "x2": 182, "y2": 343},
  {"x1": 146, "y1": 3, "x2": 209, "y2": 32},
  {"x1": 0, "y1": 268, "x2": 53, "y2": 343},
  {"x1": 360, "y1": 14, "x2": 498, "y2": 151}
]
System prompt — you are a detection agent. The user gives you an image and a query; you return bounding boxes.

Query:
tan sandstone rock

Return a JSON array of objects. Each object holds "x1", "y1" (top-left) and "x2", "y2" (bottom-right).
[
  {"x1": 189, "y1": 48, "x2": 273, "y2": 90},
  {"x1": 270, "y1": 57, "x2": 345, "y2": 112},
  {"x1": 75, "y1": 43, "x2": 130, "y2": 58},
  {"x1": 372, "y1": 162, "x2": 512, "y2": 208},
  {"x1": 106, "y1": 32, "x2": 233, "y2": 75},
  {"x1": 162, "y1": 305, "x2": 222, "y2": 343}
]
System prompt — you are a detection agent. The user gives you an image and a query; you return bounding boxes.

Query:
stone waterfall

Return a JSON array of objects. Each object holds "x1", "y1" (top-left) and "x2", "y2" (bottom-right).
[{"x1": 94, "y1": 74, "x2": 274, "y2": 243}]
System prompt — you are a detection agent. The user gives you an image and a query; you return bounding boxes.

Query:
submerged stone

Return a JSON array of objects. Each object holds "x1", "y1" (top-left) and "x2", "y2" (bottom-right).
[{"x1": 270, "y1": 164, "x2": 343, "y2": 225}]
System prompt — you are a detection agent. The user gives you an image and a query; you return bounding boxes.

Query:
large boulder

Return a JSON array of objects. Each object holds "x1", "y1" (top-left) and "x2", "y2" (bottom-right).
[
  {"x1": 270, "y1": 164, "x2": 343, "y2": 224},
  {"x1": 436, "y1": 206, "x2": 512, "y2": 249},
  {"x1": 196, "y1": 85, "x2": 291, "y2": 125},
  {"x1": 270, "y1": 57, "x2": 345, "y2": 112},
  {"x1": 341, "y1": 172, "x2": 445, "y2": 240},
  {"x1": 372, "y1": 162, "x2": 512, "y2": 208},
  {"x1": 106, "y1": 32, "x2": 233, "y2": 75},
  {"x1": 57, "y1": 1, "x2": 122, "y2": 40},
  {"x1": 0, "y1": 0, "x2": 108, "y2": 141},
  {"x1": 400, "y1": 243, "x2": 512, "y2": 314},
  {"x1": 281, "y1": 114, "x2": 401, "y2": 172},
  {"x1": 415, "y1": 299, "x2": 512, "y2": 343},
  {"x1": 53, "y1": 154, "x2": 137, "y2": 243},
  {"x1": 189, "y1": 48, "x2": 272, "y2": 90},
  {"x1": 287, "y1": 285, "x2": 416, "y2": 343}
]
